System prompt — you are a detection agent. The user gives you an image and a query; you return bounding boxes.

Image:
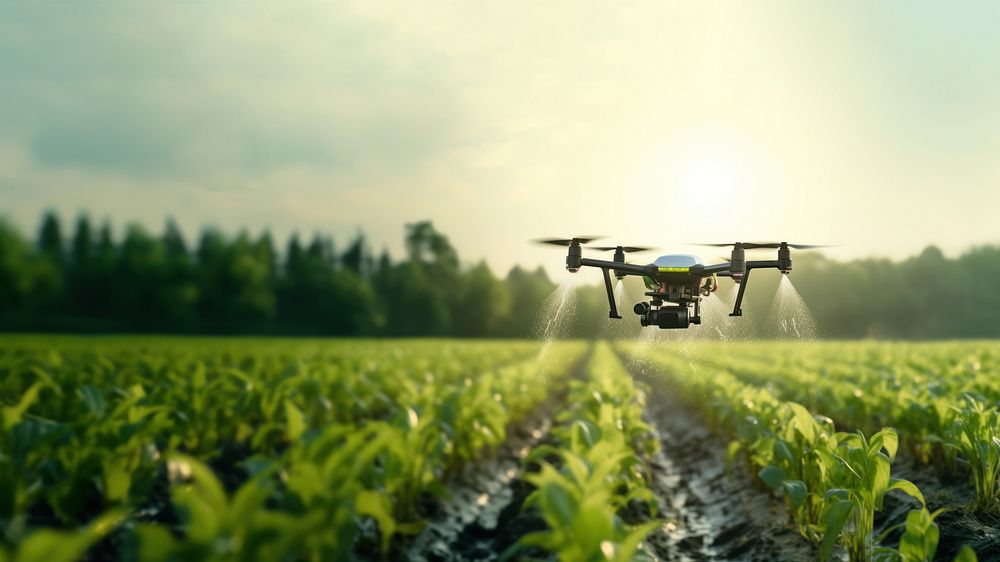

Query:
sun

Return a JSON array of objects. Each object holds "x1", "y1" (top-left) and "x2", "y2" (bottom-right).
[{"x1": 682, "y1": 152, "x2": 737, "y2": 203}]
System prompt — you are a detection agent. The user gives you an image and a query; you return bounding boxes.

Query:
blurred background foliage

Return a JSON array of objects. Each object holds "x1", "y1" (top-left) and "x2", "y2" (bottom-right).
[{"x1": 1, "y1": 211, "x2": 998, "y2": 339}]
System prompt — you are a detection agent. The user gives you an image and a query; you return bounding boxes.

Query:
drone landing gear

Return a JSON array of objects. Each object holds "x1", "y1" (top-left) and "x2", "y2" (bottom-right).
[
  {"x1": 729, "y1": 268, "x2": 751, "y2": 316},
  {"x1": 601, "y1": 267, "x2": 622, "y2": 319}
]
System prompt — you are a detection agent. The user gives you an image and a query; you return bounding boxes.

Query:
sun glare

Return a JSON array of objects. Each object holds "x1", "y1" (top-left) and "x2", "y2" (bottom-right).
[{"x1": 682, "y1": 153, "x2": 736, "y2": 201}]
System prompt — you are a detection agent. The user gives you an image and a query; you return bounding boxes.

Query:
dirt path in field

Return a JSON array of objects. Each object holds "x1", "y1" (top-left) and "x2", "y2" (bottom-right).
[
  {"x1": 401, "y1": 404, "x2": 557, "y2": 562},
  {"x1": 622, "y1": 356, "x2": 819, "y2": 562},
  {"x1": 400, "y1": 346, "x2": 593, "y2": 562}
]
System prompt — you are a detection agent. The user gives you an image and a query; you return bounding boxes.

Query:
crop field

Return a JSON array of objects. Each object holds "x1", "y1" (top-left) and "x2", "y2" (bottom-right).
[{"x1": 1, "y1": 336, "x2": 998, "y2": 562}]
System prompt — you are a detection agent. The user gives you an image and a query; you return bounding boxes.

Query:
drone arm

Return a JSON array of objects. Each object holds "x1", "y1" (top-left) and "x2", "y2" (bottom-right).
[
  {"x1": 578, "y1": 257, "x2": 656, "y2": 277},
  {"x1": 690, "y1": 262, "x2": 732, "y2": 276},
  {"x1": 746, "y1": 259, "x2": 779, "y2": 269}
]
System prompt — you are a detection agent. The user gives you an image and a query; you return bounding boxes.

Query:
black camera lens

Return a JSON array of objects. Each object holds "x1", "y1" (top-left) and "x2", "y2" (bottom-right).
[{"x1": 656, "y1": 307, "x2": 689, "y2": 329}]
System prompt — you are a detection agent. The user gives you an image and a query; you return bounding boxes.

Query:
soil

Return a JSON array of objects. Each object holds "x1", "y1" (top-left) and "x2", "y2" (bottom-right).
[
  {"x1": 401, "y1": 402, "x2": 559, "y2": 562},
  {"x1": 398, "y1": 344, "x2": 1000, "y2": 562},
  {"x1": 874, "y1": 458, "x2": 1000, "y2": 561},
  {"x1": 631, "y1": 365, "x2": 820, "y2": 562},
  {"x1": 404, "y1": 345, "x2": 827, "y2": 562},
  {"x1": 400, "y1": 346, "x2": 596, "y2": 562},
  {"x1": 625, "y1": 352, "x2": 1000, "y2": 562}
]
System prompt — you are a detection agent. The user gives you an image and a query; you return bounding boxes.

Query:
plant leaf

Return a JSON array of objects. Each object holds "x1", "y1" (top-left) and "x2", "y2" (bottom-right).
[
  {"x1": 888, "y1": 478, "x2": 926, "y2": 507},
  {"x1": 759, "y1": 466, "x2": 786, "y2": 490},
  {"x1": 820, "y1": 499, "x2": 853, "y2": 562},
  {"x1": 782, "y1": 480, "x2": 808, "y2": 508},
  {"x1": 285, "y1": 400, "x2": 306, "y2": 441}
]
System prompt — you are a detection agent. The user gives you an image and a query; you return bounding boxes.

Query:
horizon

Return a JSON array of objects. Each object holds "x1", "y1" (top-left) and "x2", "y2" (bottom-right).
[{"x1": 3, "y1": 209, "x2": 990, "y2": 284}]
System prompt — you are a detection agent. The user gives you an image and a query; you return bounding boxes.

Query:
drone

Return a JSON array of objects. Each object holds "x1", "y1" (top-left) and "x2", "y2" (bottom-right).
[{"x1": 535, "y1": 237, "x2": 827, "y2": 329}]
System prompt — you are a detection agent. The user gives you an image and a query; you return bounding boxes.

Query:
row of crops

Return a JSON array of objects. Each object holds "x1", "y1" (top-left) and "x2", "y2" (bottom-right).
[
  {"x1": 0, "y1": 337, "x2": 592, "y2": 561},
  {"x1": 681, "y1": 342, "x2": 1000, "y2": 511},
  {"x1": 0, "y1": 337, "x2": 663, "y2": 562},
  {"x1": 619, "y1": 341, "x2": 995, "y2": 562},
  {"x1": 2, "y1": 336, "x2": 999, "y2": 561}
]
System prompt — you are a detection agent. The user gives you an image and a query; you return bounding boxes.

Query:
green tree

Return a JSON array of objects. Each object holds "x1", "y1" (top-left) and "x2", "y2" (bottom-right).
[
  {"x1": 227, "y1": 232, "x2": 276, "y2": 324},
  {"x1": 342, "y1": 232, "x2": 367, "y2": 276},
  {"x1": 196, "y1": 229, "x2": 275, "y2": 329},
  {"x1": 160, "y1": 219, "x2": 198, "y2": 328},
  {"x1": 405, "y1": 221, "x2": 458, "y2": 272},
  {"x1": 115, "y1": 224, "x2": 168, "y2": 329},
  {"x1": 451, "y1": 261, "x2": 511, "y2": 337},
  {"x1": 92, "y1": 221, "x2": 118, "y2": 320},
  {"x1": 501, "y1": 266, "x2": 556, "y2": 337},
  {"x1": 0, "y1": 220, "x2": 32, "y2": 319},
  {"x1": 33, "y1": 211, "x2": 66, "y2": 314},
  {"x1": 38, "y1": 211, "x2": 65, "y2": 265},
  {"x1": 67, "y1": 215, "x2": 99, "y2": 318},
  {"x1": 382, "y1": 261, "x2": 450, "y2": 336}
]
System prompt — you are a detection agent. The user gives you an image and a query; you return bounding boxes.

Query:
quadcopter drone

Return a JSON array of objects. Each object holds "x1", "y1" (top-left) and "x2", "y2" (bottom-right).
[{"x1": 535, "y1": 237, "x2": 827, "y2": 329}]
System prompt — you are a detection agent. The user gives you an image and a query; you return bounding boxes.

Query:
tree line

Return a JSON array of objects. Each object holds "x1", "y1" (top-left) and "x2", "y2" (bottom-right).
[
  {"x1": 0, "y1": 213, "x2": 558, "y2": 337},
  {"x1": 0, "y1": 211, "x2": 998, "y2": 338}
]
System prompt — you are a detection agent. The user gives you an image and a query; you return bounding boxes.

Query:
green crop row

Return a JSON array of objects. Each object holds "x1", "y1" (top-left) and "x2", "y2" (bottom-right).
[
  {"x1": 512, "y1": 342, "x2": 660, "y2": 562},
  {"x1": 0, "y1": 337, "x2": 541, "y2": 430},
  {"x1": 618, "y1": 343, "x2": 977, "y2": 562},
  {"x1": 0, "y1": 337, "x2": 585, "y2": 561},
  {"x1": 695, "y1": 341, "x2": 1000, "y2": 512}
]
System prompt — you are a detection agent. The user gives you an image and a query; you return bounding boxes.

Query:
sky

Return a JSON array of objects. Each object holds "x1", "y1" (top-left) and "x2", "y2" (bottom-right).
[{"x1": 2, "y1": 2, "x2": 999, "y2": 280}]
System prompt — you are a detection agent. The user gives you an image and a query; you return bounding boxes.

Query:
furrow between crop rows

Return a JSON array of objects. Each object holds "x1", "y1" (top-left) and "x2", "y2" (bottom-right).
[
  {"x1": 676, "y1": 342, "x2": 1000, "y2": 559},
  {"x1": 616, "y1": 342, "x2": 981, "y2": 562},
  {"x1": 403, "y1": 343, "x2": 595, "y2": 562},
  {"x1": 0, "y1": 339, "x2": 588, "y2": 561}
]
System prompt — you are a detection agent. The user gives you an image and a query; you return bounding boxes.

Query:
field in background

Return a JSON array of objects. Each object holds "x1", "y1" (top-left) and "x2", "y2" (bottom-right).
[{"x1": 1, "y1": 336, "x2": 996, "y2": 561}]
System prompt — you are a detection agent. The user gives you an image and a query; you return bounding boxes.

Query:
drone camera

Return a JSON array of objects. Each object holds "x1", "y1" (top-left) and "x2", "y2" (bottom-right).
[{"x1": 636, "y1": 304, "x2": 690, "y2": 329}]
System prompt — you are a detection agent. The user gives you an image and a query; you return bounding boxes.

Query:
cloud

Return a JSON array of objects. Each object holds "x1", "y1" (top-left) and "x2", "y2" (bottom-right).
[
  {"x1": 1, "y1": 1, "x2": 999, "y2": 277},
  {"x1": 1, "y1": 2, "x2": 466, "y2": 182}
]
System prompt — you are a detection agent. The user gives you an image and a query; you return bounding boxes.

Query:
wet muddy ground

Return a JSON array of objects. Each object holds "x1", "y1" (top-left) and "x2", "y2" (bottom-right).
[
  {"x1": 404, "y1": 350, "x2": 818, "y2": 562},
  {"x1": 637, "y1": 375, "x2": 819, "y2": 562},
  {"x1": 399, "y1": 347, "x2": 1000, "y2": 562},
  {"x1": 403, "y1": 402, "x2": 558, "y2": 562},
  {"x1": 400, "y1": 348, "x2": 593, "y2": 562},
  {"x1": 874, "y1": 458, "x2": 1000, "y2": 561}
]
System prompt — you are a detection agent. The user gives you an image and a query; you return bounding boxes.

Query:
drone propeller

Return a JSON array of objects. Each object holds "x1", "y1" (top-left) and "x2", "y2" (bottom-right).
[
  {"x1": 533, "y1": 235, "x2": 605, "y2": 247},
  {"x1": 691, "y1": 242, "x2": 833, "y2": 250},
  {"x1": 589, "y1": 245, "x2": 657, "y2": 253}
]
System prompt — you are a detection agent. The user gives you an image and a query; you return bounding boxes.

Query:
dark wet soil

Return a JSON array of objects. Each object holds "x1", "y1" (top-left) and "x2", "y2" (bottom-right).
[
  {"x1": 399, "y1": 344, "x2": 1000, "y2": 562},
  {"x1": 874, "y1": 458, "x2": 1000, "y2": 561},
  {"x1": 625, "y1": 353, "x2": 1000, "y2": 562},
  {"x1": 402, "y1": 404, "x2": 558, "y2": 562},
  {"x1": 401, "y1": 347, "x2": 596, "y2": 562},
  {"x1": 636, "y1": 375, "x2": 819, "y2": 562},
  {"x1": 408, "y1": 346, "x2": 825, "y2": 562}
]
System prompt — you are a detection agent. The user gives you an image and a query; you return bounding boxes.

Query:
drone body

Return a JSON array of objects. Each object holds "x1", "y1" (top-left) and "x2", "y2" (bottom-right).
[
  {"x1": 537, "y1": 237, "x2": 824, "y2": 329},
  {"x1": 634, "y1": 253, "x2": 719, "y2": 328}
]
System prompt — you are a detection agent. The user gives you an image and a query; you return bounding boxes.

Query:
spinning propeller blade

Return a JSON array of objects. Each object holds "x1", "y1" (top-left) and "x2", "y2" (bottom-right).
[
  {"x1": 690, "y1": 242, "x2": 834, "y2": 250},
  {"x1": 589, "y1": 245, "x2": 658, "y2": 253},
  {"x1": 533, "y1": 235, "x2": 605, "y2": 247}
]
